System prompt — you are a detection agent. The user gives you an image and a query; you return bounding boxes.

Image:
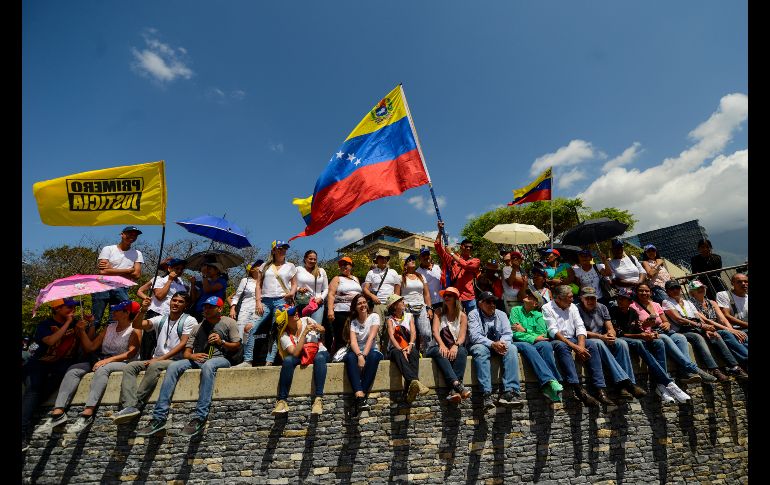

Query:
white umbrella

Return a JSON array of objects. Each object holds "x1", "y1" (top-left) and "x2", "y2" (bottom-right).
[{"x1": 483, "y1": 223, "x2": 549, "y2": 245}]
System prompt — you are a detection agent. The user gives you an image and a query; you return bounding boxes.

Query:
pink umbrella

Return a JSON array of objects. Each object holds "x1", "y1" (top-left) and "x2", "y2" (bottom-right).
[{"x1": 33, "y1": 274, "x2": 137, "y2": 316}]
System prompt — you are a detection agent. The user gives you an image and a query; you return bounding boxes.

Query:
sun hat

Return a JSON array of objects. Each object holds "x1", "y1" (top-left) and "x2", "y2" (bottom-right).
[
  {"x1": 439, "y1": 287, "x2": 460, "y2": 299},
  {"x1": 374, "y1": 249, "x2": 390, "y2": 260},
  {"x1": 386, "y1": 294, "x2": 404, "y2": 308},
  {"x1": 338, "y1": 256, "x2": 353, "y2": 266}
]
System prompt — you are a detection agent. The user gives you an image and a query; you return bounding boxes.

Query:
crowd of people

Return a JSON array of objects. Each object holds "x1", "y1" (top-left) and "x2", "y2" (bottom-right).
[{"x1": 21, "y1": 225, "x2": 749, "y2": 451}]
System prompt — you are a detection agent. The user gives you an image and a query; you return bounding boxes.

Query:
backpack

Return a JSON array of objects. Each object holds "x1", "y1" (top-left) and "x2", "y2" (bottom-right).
[
  {"x1": 157, "y1": 313, "x2": 189, "y2": 339},
  {"x1": 140, "y1": 313, "x2": 190, "y2": 360}
]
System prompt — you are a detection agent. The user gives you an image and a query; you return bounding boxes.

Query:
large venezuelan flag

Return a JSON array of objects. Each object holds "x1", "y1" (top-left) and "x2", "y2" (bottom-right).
[
  {"x1": 290, "y1": 85, "x2": 429, "y2": 240},
  {"x1": 508, "y1": 167, "x2": 552, "y2": 206}
]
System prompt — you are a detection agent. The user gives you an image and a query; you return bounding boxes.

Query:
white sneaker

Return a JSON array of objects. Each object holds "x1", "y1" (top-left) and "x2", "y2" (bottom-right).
[
  {"x1": 665, "y1": 382, "x2": 691, "y2": 403},
  {"x1": 656, "y1": 384, "x2": 675, "y2": 404},
  {"x1": 33, "y1": 414, "x2": 67, "y2": 435},
  {"x1": 66, "y1": 415, "x2": 95, "y2": 435},
  {"x1": 234, "y1": 362, "x2": 252, "y2": 368}
]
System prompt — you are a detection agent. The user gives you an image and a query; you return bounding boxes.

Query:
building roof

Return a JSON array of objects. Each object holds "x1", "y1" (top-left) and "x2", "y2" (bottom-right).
[{"x1": 336, "y1": 226, "x2": 417, "y2": 254}]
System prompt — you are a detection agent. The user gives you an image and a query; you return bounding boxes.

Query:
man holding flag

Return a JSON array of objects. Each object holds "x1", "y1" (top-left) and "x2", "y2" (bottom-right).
[{"x1": 435, "y1": 221, "x2": 481, "y2": 313}]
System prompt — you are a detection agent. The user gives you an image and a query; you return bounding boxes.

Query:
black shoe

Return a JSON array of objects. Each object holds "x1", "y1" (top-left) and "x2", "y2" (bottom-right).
[
  {"x1": 181, "y1": 418, "x2": 206, "y2": 437},
  {"x1": 678, "y1": 372, "x2": 703, "y2": 384},
  {"x1": 616, "y1": 387, "x2": 634, "y2": 401},
  {"x1": 497, "y1": 391, "x2": 523, "y2": 408},
  {"x1": 725, "y1": 366, "x2": 749, "y2": 381},
  {"x1": 709, "y1": 368, "x2": 730, "y2": 382},
  {"x1": 572, "y1": 384, "x2": 600, "y2": 407},
  {"x1": 136, "y1": 418, "x2": 167, "y2": 437},
  {"x1": 357, "y1": 396, "x2": 370, "y2": 411},
  {"x1": 593, "y1": 388, "x2": 616, "y2": 406},
  {"x1": 482, "y1": 393, "x2": 496, "y2": 411}
]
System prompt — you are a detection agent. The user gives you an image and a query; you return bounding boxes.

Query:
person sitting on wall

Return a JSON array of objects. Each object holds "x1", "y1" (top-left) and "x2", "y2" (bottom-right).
[
  {"x1": 137, "y1": 296, "x2": 241, "y2": 438},
  {"x1": 715, "y1": 273, "x2": 749, "y2": 332},
  {"x1": 468, "y1": 291, "x2": 524, "y2": 411},
  {"x1": 602, "y1": 239, "x2": 645, "y2": 290},
  {"x1": 576, "y1": 287, "x2": 647, "y2": 400},
  {"x1": 342, "y1": 294, "x2": 384, "y2": 416},
  {"x1": 424, "y1": 287, "x2": 471, "y2": 403},
  {"x1": 541, "y1": 285, "x2": 611, "y2": 408},
  {"x1": 271, "y1": 305, "x2": 329, "y2": 416},
  {"x1": 112, "y1": 292, "x2": 197, "y2": 424},
  {"x1": 385, "y1": 294, "x2": 430, "y2": 403}
]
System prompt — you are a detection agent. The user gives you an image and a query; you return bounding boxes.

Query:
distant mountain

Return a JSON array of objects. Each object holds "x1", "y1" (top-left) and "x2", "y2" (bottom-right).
[{"x1": 708, "y1": 227, "x2": 748, "y2": 266}]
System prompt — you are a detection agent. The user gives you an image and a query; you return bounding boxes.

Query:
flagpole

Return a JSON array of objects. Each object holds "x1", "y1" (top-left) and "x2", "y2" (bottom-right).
[
  {"x1": 550, "y1": 167, "x2": 554, "y2": 249},
  {"x1": 400, "y1": 83, "x2": 449, "y2": 247},
  {"x1": 150, "y1": 225, "x2": 167, "y2": 294}
]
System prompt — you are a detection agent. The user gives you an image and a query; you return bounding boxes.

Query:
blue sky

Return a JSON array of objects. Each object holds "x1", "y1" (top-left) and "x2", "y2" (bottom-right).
[{"x1": 23, "y1": 1, "x2": 748, "y2": 262}]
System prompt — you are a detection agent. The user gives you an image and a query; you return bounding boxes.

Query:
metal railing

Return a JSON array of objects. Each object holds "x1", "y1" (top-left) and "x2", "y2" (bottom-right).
[{"x1": 673, "y1": 263, "x2": 748, "y2": 298}]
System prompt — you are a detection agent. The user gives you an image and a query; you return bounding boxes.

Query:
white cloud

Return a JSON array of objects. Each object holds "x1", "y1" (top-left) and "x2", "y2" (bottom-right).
[
  {"x1": 334, "y1": 228, "x2": 364, "y2": 244},
  {"x1": 557, "y1": 168, "x2": 587, "y2": 189},
  {"x1": 231, "y1": 90, "x2": 246, "y2": 100},
  {"x1": 420, "y1": 230, "x2": 459, "y2": 246},
  {"x1": 131, "y1": 30, "x2": 193, "y2": 83},
  {"x1": 578, "y1": 93, "x2": 748, "y2": 235},
  {"x1": 269, "y1": 143, "x2": 285, "y2": 153},
  {"x1": 530, "y1": 140, "x2": 604, "y2": 176},
  {"x1": 603, "y1": 142, "x2": 643, "y2": 171},
  {"x1": 408, "y1": 195, "x2": 446, "y2": 215}
]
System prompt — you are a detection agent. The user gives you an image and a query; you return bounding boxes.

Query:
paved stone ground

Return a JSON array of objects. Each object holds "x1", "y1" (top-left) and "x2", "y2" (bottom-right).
[{"x1": 23, "y1": 377, "x2": 748, "y2": 484}]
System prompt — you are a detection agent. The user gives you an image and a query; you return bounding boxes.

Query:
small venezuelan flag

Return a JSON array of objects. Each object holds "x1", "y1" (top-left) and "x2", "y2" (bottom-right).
[
  {"x1": 290, "y1": 85, "x2": 429, "y2": 240},
  {"x1": 508, "y1": 167, "x2": 552, "y2": 206}
]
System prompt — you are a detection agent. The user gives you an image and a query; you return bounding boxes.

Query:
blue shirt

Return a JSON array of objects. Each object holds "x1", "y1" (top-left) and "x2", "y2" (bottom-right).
[
  {"x1": 468, "y1": 308, "x2": 512, "y2": 347},
  {"x1": 193, "y1": 277, "x2": 228, "y2": 314}
]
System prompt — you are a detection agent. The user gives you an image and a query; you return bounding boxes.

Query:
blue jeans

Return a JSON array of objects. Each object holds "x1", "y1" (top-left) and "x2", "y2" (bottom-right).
[
  {"x1": 657, "y1": 332, "x2": 699, "y2": 375},
  {"x1": 551, "y1": 338, "x2": 606, "y2": 388},
  {"x1": 278, "y1": 351, "x2": 330, "y2": 400},
  {"x1": 152, "y1": 357, "x2": 231, "y2": 422},
  {"x1": 650, "y1": 286, "x2": 668, "y2": 304},
  {"x1": 618, "y1": 337, "x2": 671, "y2": 385},
  {"x1": 425, "y1": 345, "x2": 468, "y2": 386},
  {"x1": 588, "y1": 338, "x2": 631, "y2": 385},
  {"x1": 343, "y1": 349, "x2": 383, "y2": 394},
  {"x1": 717, "y1": 330, "x2": 748, "y2": 365},
  {"x1": 91, "y1": 287, "x2": 130, "y2": 327},
  {"x1": 461, "y1": 299, "x2": 477, "y2": 314},
  {"x1": 680, "y1": 330, "x2": 738, "y2": 368},
  {"x1": 243, "y1": 297, "x2": 285, "y2": 363},
  {"x1": 469, "y1": 343, "x2": 520, "y2": 394},
  {"x1": 513, "y1": 341, "x2": 561, "y2": 387}
]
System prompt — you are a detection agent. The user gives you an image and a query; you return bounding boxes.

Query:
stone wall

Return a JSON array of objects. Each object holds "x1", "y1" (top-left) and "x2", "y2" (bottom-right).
[{"x1": 22, "y1": 357, "x2": 749, "y2": 484}]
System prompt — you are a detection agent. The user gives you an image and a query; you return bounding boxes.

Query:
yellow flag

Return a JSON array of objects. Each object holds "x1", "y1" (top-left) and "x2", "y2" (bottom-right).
[{"x1": 33, "y1": 160, "x2": 167, "y2": 226}]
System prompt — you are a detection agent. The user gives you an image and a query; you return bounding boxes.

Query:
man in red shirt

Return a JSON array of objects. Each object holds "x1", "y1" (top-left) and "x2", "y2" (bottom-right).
[{"x1": 435, "y1": 221, "x2": 481, "y2": 313}]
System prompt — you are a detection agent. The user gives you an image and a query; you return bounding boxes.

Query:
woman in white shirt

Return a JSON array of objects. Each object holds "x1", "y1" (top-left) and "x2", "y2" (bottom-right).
[
  {"x1": 246, "y1": 240, "x2": 297, "y2": 366},
  {"x1": 271, "y1": 305, "x2": 329, "y2": 416},
  {"x1": 229, "y1": 260, "x2": 262, "y2": 341},
  {"x1": 398, "y1": 255, "x2": 432, "y2": 351},
  {"x1": 343, "y1": 294, "x2": 383, "y2": 415},
  {"x1": 424, "y1": 287, "x2": 471, "y2": 403},
  {"x1": 295, "y1": 250, "x2": 329, "y2": 324},
  {"x1": 326, "y1": 257, "x2": 363, "y2": 353},
  {"x1": 385, "y1": 294, "x2": 429, "y2": 403},
  {"x1": 603, "y1": 239, "x2": 646, "y2": 289}
]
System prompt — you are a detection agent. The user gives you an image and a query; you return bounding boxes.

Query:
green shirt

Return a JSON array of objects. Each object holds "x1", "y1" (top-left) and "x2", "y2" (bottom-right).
[{"x1": 509, "y1": 306, "x2": 548, "y2": 344}]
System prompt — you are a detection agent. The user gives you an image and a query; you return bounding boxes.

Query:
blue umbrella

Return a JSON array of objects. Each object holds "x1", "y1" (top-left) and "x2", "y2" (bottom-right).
[{"x1": 176, "y1": 215, "x2": 252, "y2": 249}]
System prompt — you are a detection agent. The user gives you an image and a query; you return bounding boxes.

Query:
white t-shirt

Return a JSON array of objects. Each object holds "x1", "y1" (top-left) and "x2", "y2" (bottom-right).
[
  {"x1": 542, "y1": 301, "x2": 587, "y2": 340},
  {"x1": 365, "y1": 267, "x2": 401, "y2": 304},
  {"x1": 98, "y1": 245, "x2": 144, "y2": 271},
  {"x1": 350, "y1": 313, "x2": 380, "y2": 351},
  {"x1": 573, "y1": 264, "x2": 606, "y2": 299},
  {"x1": 401, "y1": 275, "x2": 426, "y2": 308},
  {"x1": 716, "y1": 291, "x2": 748, "y2": 326},
  {"x1": 149, "y1": 275, "x2": 190, "y2": 315},
  {"x1": 502, "y1": 266, "x2": 523, "y2": 300},
  {"x1": 147, "y1": 314, "x2": 196, "y2": 359},
  {"x1": 295, "y1": 267, "x2": 329, "y2": 300},
  {"x1": 279, "y1": 317, "x2": 327, "y2": 353},
  {"x1": 416, "y1": 264, "x2": 443, "y2": 305},
  {"x1": 662, "y1": 297, "x2": 701, "y2": 332},
  {"x1": 231, "y1": 277, "x2": 258, "y2": 318},
  {"x1": 608, "y1": 255, "x2": 644, "y2": 283},
  {"x1": 260, "y1": 262, "x2": 298, "y2": 298},
  {"x1": 333, "y1": 276, "x2": 363, "y2": 312}
]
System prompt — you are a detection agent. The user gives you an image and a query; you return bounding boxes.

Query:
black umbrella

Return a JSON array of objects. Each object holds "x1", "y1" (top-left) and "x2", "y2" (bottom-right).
[
  {"x1": 185, "y1": 250, "x2": 244, "y2": 271},
  {"x1": 561, "y1": 218, "x2": 628, "y2": 246}
]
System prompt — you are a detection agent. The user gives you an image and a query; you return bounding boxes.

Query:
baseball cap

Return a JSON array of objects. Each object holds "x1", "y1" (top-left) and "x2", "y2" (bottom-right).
[
  {"x1": 665, "y1": 280, "x2": 682, "y2": 290},
  {"x1": 48, "y1": 298, "x2": 81, "y2": 308},
  {"x1": 611, "y1": 239, "x2": 624, "y2": 248},
  {"x1": 338, "y1": 256, "x2": 353, "y2": 266},
  {"x1": 166, "y1": 258, "x2": 187, "y2": 268},
  {"x1": 485, "y1": 259, "x2": 499, "y2": 270},
  {"x1": 419, "y1": 247, "x2": 431, "y2": 255},
  {"x1": 110, "y1": 300, "x2": 141, "y2": 313},
  {"x1": 246, "y1": 259, "x2": 265, "y2": 271},
  {"x1": 272, "y1": 240, "x2": 290, "y2": 250},
  {"x1": 615, "y1": 288, "x2": 634, "y2": 300},
  {"x1": 509, "y1": 251, "x2": 523, "y2": 259},
  {"x1": 121, "y1": 226, "x2": 143, "y2": 235},
  {"x1": 643, "y1": 244, "x2": 657, "y2": 252},
  {"x1": 580, "y1": 287, "x2": 597, "y2": 297},
  {"x1": 478, "y1": 291, "x2": 496, "y2": 302},
  {"x1": 202, "y1": 296, "x2": 224, "y2": 307},
  {"x1": 404, "y1": 254, "x2": 417, "y2": 263},
  {"x1": 545, "y1": 249, "x2": 561, "y2": 257},
  {"x1": 687, "y1": 280, "x2": 705, "y2": 291}
]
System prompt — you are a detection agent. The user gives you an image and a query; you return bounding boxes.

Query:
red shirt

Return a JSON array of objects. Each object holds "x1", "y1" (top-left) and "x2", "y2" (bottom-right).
[{"x1": 435, "y1": 240, "x2": 481, "y2": 302}]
